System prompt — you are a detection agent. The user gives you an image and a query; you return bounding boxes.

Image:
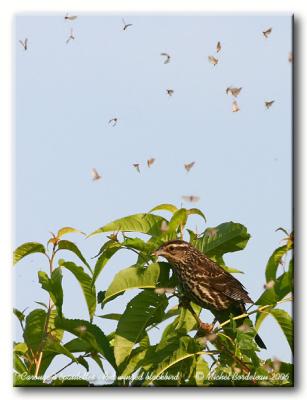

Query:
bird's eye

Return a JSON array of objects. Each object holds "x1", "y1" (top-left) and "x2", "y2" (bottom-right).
[{"x1": 169, "y1": 245, "x2": 175, "y2": 251}]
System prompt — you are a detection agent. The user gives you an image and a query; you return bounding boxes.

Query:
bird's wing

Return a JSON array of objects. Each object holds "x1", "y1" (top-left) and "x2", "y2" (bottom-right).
[{"x1": 198, "y1": 255, "x2": 253, "y2": 303}]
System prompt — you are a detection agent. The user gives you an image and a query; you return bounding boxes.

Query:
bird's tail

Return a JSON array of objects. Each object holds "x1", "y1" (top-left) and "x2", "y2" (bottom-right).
[{"x1": 255, "y1": 333, "x2": 266, "y2": 349}]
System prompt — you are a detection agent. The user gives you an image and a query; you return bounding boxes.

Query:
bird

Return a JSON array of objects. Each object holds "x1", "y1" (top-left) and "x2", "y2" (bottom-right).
[
  {"x1": 216, "y1": 41, "x2": 221, "y2": 53},
  {"x1": 133, "y1": 163, "x2": 140, "y2": 173},
  {"x1": 226, "y1": 87, "x2": 242, "y2": 98},
  {"x1": 208, "y1": 55, "x2": 218, "y2": 66},
  {"x1": 153, "y1": 240, "x2": 266, "y2": 349},
  {"x1": 122, "y1": 18, "x2": 133, "y2": 30},
  {"x1": 166, "y1": 89, "x2": 174, "y2": 97},
  {"x1": 232, "y1": 100, "x2": 240, "y2": 113},
  {"x1": 182, "y1": 195, "x2": 200, "y2": 203},
  {"x1": 91, "y1": 168, "x2": 101, "y2": 181},
  {"x1": 161, "y1": 52, "x2": 171, "y2": 64},
  {"x1": 19, "y1": 38, "x2": 28, "y2": 50},
  {"x1": 184, "y1": 161, "x2": 195, "y2": 172},
  {"x1": 263, "y1": 27, "x2": 272, "y2": 38},
  {"x1": 66, "y1": 29, "x2": 75, "y2": 44},
  {"x1": 108, "y1": 117, "x2": 118, "y2": 126},
  {"x1": 147, "y1": 158, "x2": 155, "y2": 168},
  {"x1": 265, "y1": 100, "x2": 275, "y2": 109},
  {"x1": 64, "y1": 13, "x2": 78, "y2": 21}
]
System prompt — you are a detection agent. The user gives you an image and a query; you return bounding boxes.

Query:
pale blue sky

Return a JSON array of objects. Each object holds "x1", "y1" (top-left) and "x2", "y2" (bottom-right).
[{"x1": 15, "y1": 14, "x2": 292, "y2": 383}]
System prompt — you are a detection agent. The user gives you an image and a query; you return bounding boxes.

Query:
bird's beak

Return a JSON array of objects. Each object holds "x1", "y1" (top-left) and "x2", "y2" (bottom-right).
[{"x1": 152, "y1": 249, "x2": 163, "y2": 257}]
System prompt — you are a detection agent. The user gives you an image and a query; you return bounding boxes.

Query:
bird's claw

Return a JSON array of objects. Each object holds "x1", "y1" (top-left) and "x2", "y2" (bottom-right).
[{"x1": 196, "y1": 322, "x2": 214, "y2": 337}]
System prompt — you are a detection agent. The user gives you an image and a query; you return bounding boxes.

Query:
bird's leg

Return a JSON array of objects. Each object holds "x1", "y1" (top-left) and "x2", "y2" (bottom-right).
[{"x1": 178, "y1": 296, "x2": 215, "y2": 334}]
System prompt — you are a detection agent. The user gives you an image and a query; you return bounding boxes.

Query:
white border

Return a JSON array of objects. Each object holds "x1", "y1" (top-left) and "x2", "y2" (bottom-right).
[{"x1": 1, "y1": 0, "x2": 305, "y2": 398}]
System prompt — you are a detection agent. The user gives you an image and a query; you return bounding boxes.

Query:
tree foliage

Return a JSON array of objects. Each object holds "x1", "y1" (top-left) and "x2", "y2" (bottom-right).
[{"x1": 13, "y1": 205, "x2": 293, "y2": 386}]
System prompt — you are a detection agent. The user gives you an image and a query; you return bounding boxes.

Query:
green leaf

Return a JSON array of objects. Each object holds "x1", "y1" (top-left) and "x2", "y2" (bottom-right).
[
  {"x1": 195, "y1": 356, "x2": 209, "y2": 386},
  {"x1": 175, "y1": 303, "x2": 201, "y2": 332},
  {"x1": 141, "y1": 336, "x2": 203, "y2": 386},
  {"x1": 35, "y1": 301, "x2": 49, "y2": 309},
  {"x1": 64, "y1": 338, "x2": 93, "y2": 353},
  {"x1": 88, "y1": 213, "x2": 167, "y2": 238},
  {"x1": 38, "y1": 268, "x2": 63, "y2": 317},
  {"x1": 187, "y1": 208, "x2": 207, "y2": 222},
  {"x1": 269, "y1": 309, "x2": 293, "y2": 352},
  {"x1": 92, "y1": 241, "x2": 121, "y2": 285},
  {"x1": 13, "y1": 308, "x2": 25, "y2": 323},
  {"x1": 54, "y1": 317, "x2": 116, "y2": 370},
  {"x1": 60, "y1": 261, "x2": 96, "y2": 321},
  {"x1": 13, "y1": 354, "x2": 28, "y2": 374},
  {"x1": 265, "y1": 245, "x2": 288, "y2": 282},
  {"x1": 255, "y1": 288, "x2": 277, "y2": 306},
  {"x1": 96, "y1": 313, "x2": 121, "y2": 321},
  {"x1": 57, "y1": 240, "x2": 92, "y2": 274},
  {"x1": 44, "y1": 337, "x2": 78, "y2": 363},
  {"x1": 13, "y1": 242, "x2": 45, "y2": 265},
  {"x1": 168, "y1": 208, "x2": 188, "y2": 232},
  {"x1": 196, "y1": 222, "x2": 250, "y2": 257},
  {"x1": 57, "y1": 227, "x2": 85, "y2": 238},
  {"x1": 14, "y1": 342, "x2": 28, "y2": 353},
  {"x1": 23, "y1": 309, "x2": 47, "y2": 352},
  {"x1": 114, "y1": 290, "x2": 168, "y2": 368},
  {"x1": 104, "y1": 262, "x2": 171, "y2": 303},
  {"x1": 149, "y1": 203, "x2": 178, "y2": 214}
]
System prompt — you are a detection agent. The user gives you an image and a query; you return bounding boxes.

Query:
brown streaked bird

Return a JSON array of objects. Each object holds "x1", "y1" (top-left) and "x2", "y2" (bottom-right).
[
  {"x1": 184, "y1": 161, "x2": 195, "y2": 172},
  {"x1": 226, "y1": 87, "x2": 242, "y2": 98},
  {"x1": 208, "y1": 55, "x2": 218, "y2": 66},
  {"x1": 122, "y1": 18, "x2": 133, "y2": 31},
  {"x1": 265, "y1": 100, "x2": 275, "y2": 109},
  {"x1": 91, "y1": 168, "x2": 101, "y2": 181},
  {"x1": 232, "y1": 100, "x2": 240, "y2": 113},
  {"x1": 65, "y1": 14, "x2": 78, "y2": 21},
  {"x1": 133, "y1": 163, "x2": 140, "y2": 173},
  {"x1": 161, "y1": 52, "x2": 171, "y2": 64},
  {"x1": 263, "y1": 27, "x2": 272, "y2": 38},
  {"x1": 147, "y1": 158, "x2": 155, "y2": 168},
  {"x1": 216, "y1": 41, "x2": 221, "y2": 53},
  {"x1": 166, "y1": 89, "x2": 174, "y2": 97},
  {"x1": 19, "y1": 38, "x2": 28, "y2": 50},
  {"x1": 108, "y1": 117, "x2": 118, "y2": 126},
  {"x1": 153, "y1": 240, "x2": 266, "y2": 349},
  {"x1": 182, "y1": 195, "x2": 200, "y2": 203},
  {"x1": 66, "y1": 29, "x2": 75, "y2": 44}
]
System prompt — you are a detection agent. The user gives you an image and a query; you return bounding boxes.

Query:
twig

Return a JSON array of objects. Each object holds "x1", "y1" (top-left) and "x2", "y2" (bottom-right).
[
  {"x1": 215, "y1": 297, "x2": 292, "y2": 333},
  {"x1": 34, "y1": 244, "x2": 57, "y2": 377},
  {"x1": 48, "y1": 360, "x2": 75, "y2": 380}
]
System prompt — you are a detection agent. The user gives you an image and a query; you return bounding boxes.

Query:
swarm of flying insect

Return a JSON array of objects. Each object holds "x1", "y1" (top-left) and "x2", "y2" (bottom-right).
[
  {"x1": 263, "y1": 27, "x2": 272, "y2": 38},
  {"x1": 184, "y1": 161, "x2": 195, "y2": 172},
  {"x1": 65, "y1": 14, "x2": 78, "y2": 21},
  {"x1": 108, "y1": 117, "x2": 118, "y2": 127},
  {"x1": 19, "y1": 38, "x2": 28, "y2": 51},
  {"x1": 182, "y1": 195, "x2": 200, "y2": 203},
  {"x1": 208, "y1": 55, "x2": 218, "y2": 66},
  {"x1": 66, "y1": 29, "x2": 75, "y2": 44},
  {"x1": 232, "y1": 100, "x2": 240, "y2": 113},
  {"x1": 226, "y1": 87, "x2": 242, "y2": 98},
  {"x1": 265, "y1": 100, "x2": 275, "y2": 109},
  {"x1": 147, "y1": 158, "x2": 155, "y2": 168},
  {"x1": 133, "y1": 163, "x2": 140, "y2": 173},
  {"x1": 91, "y1": 168, "x2": 101, "y2": 181},
  {"x1": 122, "y1": 18, "x2": 133, "y2": 31},
  {"x1": 161, "y1": 53, "x2": 171, "y2": 64}
]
